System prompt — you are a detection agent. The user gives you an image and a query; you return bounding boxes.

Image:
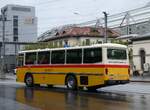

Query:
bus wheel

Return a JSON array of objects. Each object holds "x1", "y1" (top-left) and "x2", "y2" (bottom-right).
[
  {"x1": 25, "y1": 74, "x2": 34, "y2": 87},
  {"x1": 66, "y1": 75, "x2": 77, "y2": 90}
]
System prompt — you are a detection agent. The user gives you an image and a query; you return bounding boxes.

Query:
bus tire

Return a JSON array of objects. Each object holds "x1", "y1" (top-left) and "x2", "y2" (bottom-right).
[
  {"x1": 65, "y1": 75, "x2": 77, "y2": 90},
  {"x1": 25, "y1": 74, "x2": 34, "y2": 87}
]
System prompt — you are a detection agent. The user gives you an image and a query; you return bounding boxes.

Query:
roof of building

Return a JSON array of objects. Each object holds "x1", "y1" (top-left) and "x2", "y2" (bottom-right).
[
  {"x1": 131, "y1": 33, "x2": 150, "y2": 41},
  {"x1": 38, "y1": 26, "x2": 120, "y2": 42},
  {"x1": 116, "y1": 34, "x2": 139, "y2": 39}
]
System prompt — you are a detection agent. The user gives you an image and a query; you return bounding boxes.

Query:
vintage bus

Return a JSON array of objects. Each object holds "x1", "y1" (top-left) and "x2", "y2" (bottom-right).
[{"x1": 16, "y1": 43, "x2": 130, "y2": 90}]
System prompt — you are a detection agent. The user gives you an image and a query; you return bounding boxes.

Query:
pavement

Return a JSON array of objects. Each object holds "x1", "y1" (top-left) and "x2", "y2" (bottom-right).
[
  {"x1": 99, "y1": 82, "x2": 150, "y2": 94},
  {"x1": 130, "y1": 72, "x2": 150, "y2": 82},
  {"x1": 131, "y1": 76, "x2": 150, "y2": 82},
  {"x1": 0, "y1": 73, "x2": 16, "y2": 80}
]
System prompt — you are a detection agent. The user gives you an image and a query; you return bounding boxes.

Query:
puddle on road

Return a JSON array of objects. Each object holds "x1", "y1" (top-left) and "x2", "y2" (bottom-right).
[
  {"x1": 0, "y1": 84, "x2": 149, "y2": 110},
  {"x1": 13, "y1": 87, "x2": 150, "y2": 110}
]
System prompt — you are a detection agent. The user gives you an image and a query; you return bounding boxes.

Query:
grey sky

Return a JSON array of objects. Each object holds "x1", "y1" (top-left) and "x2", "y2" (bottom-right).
[{"x1": 0, "y1": 0, "x2": 150, "y2": 35}]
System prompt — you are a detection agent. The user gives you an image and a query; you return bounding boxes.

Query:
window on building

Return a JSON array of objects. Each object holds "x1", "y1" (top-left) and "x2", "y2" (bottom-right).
[
  {"x1": 97, "y1": 40, "x2": 102, "y2": 44},
  {"x1": 85, "y1": 39, "x2": 90, "y2": 45},
  {"x1": 13, "y1": 28, "x2": 18, "y2": 35},
  {"x1": 67, "y1": 49, "x2": 82, "y2": 64},
  {"x1": 13, "y1": 16, "x2": 18, "y2": 19},
  {"x1": 62, "y1": 31, "x2": 66, "y2": 34},
  {"x1": 13, "y1": 36, "x2": 18, "y2": 42},
  {"x1": 54, "y1": 41, "x2": 58, "y2": 47},
  {"x1": 83, "y1": 48, "x2": 102, "y2": 63},
  {"x1": 59, "y1": 41, "x2": 63, "y2": 47},
  {"x1": 32, "y1": 18, "x2": 34, "y2": 24},
  {"x1": 129, "y1": 27, "x2": 132, "y2": 34},
  {"x1": 38, "y1": 51, "x2": 50, "y2": 64},
  {"x1": 25, "y1": 52, "x2": 36, "y2": 65},
  {"x1": 12, "y1": 7, "x2": 31, "y2": 12},
  {"x1": 13, "y1": 16, "x2": 18, "y2": 41},
  {"x1": 13, "y1": 19, "x2": 18, "y2": 27},
  {"x1": 140, "y1": 49, "x2": 146, "y2": 70},
  {"x1": 51, "y1": 50, "x2": 65, "y2": 64},
  {"x1": 13, "y1": 16, "x2": 18, "y2": 27}
]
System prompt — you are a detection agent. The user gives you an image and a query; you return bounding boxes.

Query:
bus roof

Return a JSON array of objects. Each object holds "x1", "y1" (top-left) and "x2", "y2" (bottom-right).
[{"x1": 19, "y1": 43, "x2": 127, "y2": 53}]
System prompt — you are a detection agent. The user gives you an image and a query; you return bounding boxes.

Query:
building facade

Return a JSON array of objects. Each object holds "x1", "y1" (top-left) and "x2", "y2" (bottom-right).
[
  {"x1": 0, "y1": 4, "x2": 37, "y2": 71},
  {"x1": 38, "y1": 26, "x2": 120, "y2": 47},
  {"x1": 130, "y1": 34, "x2": 150, "y2": 75}
]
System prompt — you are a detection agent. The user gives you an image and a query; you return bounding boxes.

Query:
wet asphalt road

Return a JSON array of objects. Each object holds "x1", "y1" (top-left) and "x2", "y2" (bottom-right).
[{"x1": 0, "y1": 82, "x2": 150, "y2": 110}]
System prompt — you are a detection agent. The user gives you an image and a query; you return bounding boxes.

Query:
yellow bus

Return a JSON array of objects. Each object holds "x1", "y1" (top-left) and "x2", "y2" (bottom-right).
[{"x1": 16, "y1": 43, "x2": 130, "y2": 90}]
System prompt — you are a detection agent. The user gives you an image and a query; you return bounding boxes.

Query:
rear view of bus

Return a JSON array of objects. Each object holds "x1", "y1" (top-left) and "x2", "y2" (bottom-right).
[{"x1": 103, "y1": 44, "x2": 130, "y2": 85}]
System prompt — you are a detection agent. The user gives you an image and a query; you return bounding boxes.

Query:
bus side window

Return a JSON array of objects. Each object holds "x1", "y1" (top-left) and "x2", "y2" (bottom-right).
[
  {"x1": 51, "y1": 50, "x2": 65, "y2": 64},
  {"x1": 25, "y1": 52, "x2": 36, "y2": 65},
  {"x1": 38, "y1": 51, "x2": 50, "y2": 64},
  {"x1": 83, "y1": 47, "x2": 102, "y2": 63},
  {"x1": 66, "y1": 49, "x2": 82, "y2": 64}
]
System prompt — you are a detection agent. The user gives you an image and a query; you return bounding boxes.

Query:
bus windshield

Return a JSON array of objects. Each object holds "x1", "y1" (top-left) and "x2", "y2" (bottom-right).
[{"x1": 107, "y1": 48, "x2": 127, "y2": 60}]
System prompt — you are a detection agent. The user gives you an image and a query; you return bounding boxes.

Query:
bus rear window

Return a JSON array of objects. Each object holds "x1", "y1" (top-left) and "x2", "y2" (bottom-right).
[{"x1": 107, "y1": 48, "x2": 127, "y2": 60}]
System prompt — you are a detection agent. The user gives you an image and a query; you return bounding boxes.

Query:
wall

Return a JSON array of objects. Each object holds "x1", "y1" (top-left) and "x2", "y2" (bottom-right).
[{"x1": 132, "y1": 39, "x2": 150, "y2": 71}]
